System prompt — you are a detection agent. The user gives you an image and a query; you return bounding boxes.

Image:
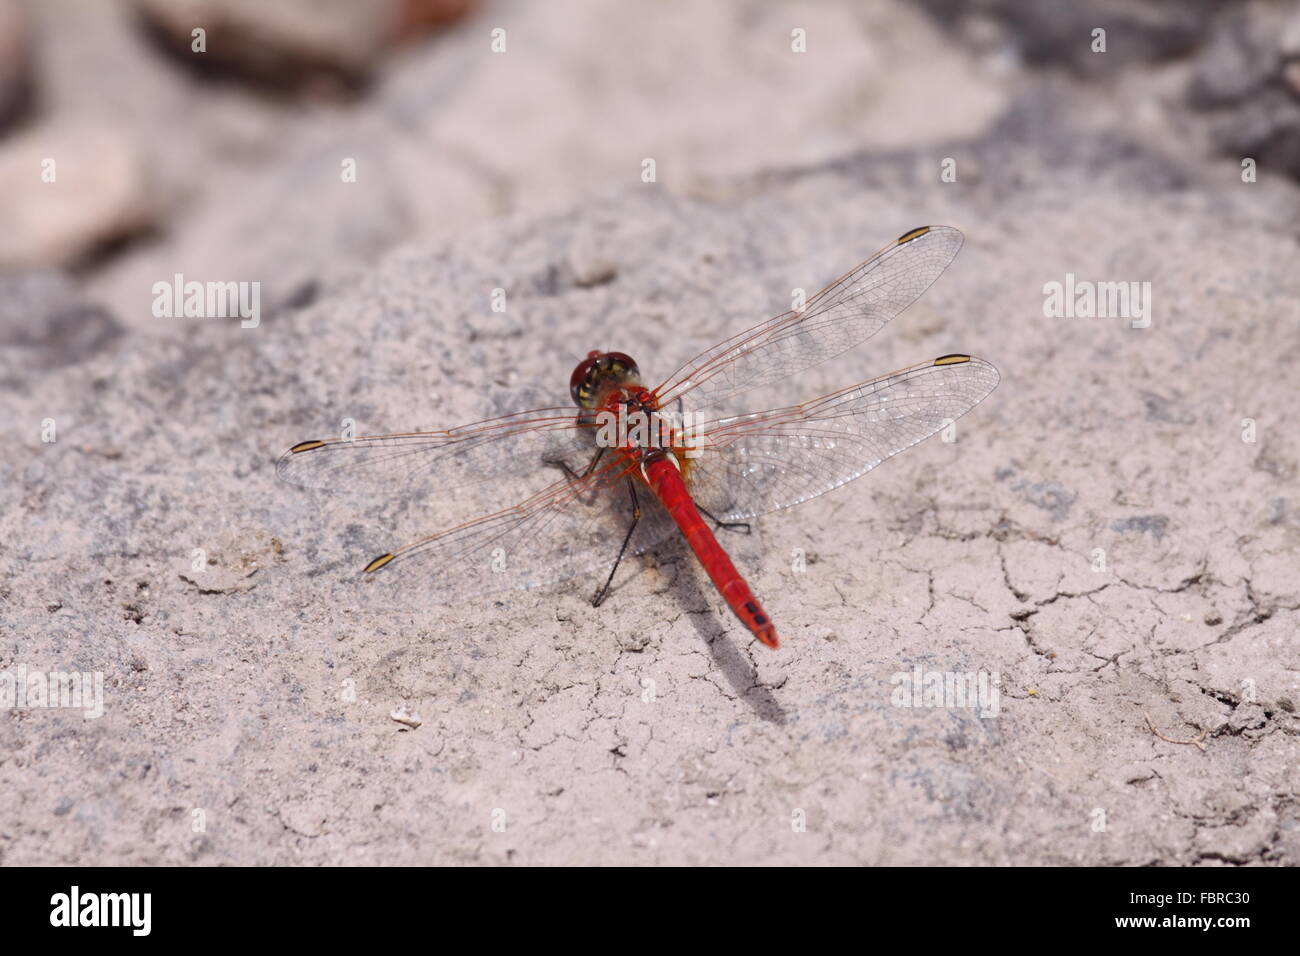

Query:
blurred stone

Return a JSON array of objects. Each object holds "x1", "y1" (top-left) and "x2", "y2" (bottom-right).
[
  {"x1": 1188, "y1": 5, "x2": 1282, "y2": 106},
  {"x1": 0, "y1": 0, "x2": 31, "y2": 127},
  {"x1": 1286, "y1": 61, "x2": 1300, "y2": 98},
  {"x1": 0, "y1": 271, "x2": 123, "y2": 369},
  {"x1": 917, "y1": 0, "x2": 1217, "y2": 74},
  {"x1": 87, "y1": 123, "x2": 461, "y2": 334},
  {"x1": 394, "y1": 0, "x2": 476, "y2": 37},
  {"x1": 133, "y1": 0, "x2": 475, "y2": 86},
  {"x1": 64, "y1": 0, "x2": 1001, "y2": 328},
  {"x1": 1189, "y1": 2, "x2": 1300, "y2": 182},
  {"x1": 134, "y1": 0, "x2": 385, "y2": 84},
  {"x1": 0, "y1": 121, "x2": 154, "y2": 270}
]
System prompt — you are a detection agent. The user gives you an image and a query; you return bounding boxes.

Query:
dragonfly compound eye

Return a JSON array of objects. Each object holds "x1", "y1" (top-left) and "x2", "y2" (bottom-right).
[{"x1": 570, "y1": 351, "x2": 641, "y2": 408}]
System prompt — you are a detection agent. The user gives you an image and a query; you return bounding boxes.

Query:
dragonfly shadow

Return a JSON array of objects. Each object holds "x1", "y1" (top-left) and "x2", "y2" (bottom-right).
[
  {"x1": 652, "y1": 550, "x2": 788, "y2": 725},
  {"x1": 701, "y1": 626, "x2": 789, "y2": 725}
]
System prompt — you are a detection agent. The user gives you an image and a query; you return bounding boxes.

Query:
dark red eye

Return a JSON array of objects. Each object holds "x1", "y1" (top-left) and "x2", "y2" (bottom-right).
[
  {"x1": 569, "y1": 351, "x2": 640, "y2": 407},
  {"x1": 603, "y1": 352, "x2": 639, "y2": 376},
  {"x1": 570, "y1": 354, "x2": 601, "y2": 405}
]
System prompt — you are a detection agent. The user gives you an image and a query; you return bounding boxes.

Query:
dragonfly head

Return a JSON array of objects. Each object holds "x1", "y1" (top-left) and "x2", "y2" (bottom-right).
[{"x1": 570, "y1": 350, "x2": 641, "y2": 409}]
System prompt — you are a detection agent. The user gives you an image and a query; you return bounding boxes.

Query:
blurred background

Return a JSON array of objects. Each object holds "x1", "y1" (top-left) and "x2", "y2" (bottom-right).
[{"x1": 3, "y1": 0, "x2": 1298, "y2": 361}]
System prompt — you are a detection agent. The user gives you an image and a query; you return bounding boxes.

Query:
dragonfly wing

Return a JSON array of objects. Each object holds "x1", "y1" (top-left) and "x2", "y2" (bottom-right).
[
  {"x1": 653, "y1": 225, "x2": 963, "y2": 414},
  {"x1": 683, "y1": 355, "x2": 999, "y2": 522},
  {"x1": 357, "y1": 452, "x2": 682, "y2": 609},
  {"x1": 276, "y1": 406, "x2": 594, "y2": 498}
]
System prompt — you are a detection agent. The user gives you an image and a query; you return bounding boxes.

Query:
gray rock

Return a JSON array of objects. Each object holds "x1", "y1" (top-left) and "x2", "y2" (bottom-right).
[{"x1": 4, "y1": 112, "x2": 1299, "y2": 863}]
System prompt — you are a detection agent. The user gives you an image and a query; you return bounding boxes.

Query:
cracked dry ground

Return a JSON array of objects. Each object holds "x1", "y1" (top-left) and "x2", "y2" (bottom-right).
[{"x1": 3, "y1": 133, "x2": 1299, "y2": 864}]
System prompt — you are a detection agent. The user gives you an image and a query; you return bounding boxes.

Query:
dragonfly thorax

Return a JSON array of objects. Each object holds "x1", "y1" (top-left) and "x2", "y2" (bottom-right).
[{"x1": 570, "y1": 350, "x2": 642, "y2": 409}]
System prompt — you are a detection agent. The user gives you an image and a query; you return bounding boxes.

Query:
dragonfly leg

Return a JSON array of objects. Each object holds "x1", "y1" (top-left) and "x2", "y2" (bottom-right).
[
  {"x1": 697, "y1": 504, "x2": 751, "y2": 535},
  {"x1": 545, "y1": 446, "x2": 605, "y2": 483},
  {"x1": 592, "y1": 476, "x2": 640, "y2": 608}
]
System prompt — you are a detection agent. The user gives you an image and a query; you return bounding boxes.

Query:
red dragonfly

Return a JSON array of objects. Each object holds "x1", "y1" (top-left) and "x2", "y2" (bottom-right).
[{"x1": 277, "y1": 225, "x2": 998, "y2": 648}]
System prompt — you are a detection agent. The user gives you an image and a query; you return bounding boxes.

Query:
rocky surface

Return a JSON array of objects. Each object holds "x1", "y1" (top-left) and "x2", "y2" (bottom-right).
[{"x1": 1, "y1": 0, "x2": 1297, "y2": 865}]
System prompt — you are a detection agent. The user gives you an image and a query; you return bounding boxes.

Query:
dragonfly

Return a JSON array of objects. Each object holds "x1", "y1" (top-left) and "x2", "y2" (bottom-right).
[{"x1": 277, "y1": 225, "x2": 999, "y2": 648}]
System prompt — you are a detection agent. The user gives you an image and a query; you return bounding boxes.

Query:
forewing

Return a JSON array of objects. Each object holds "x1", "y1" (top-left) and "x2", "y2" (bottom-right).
[
  {"x1": 683, "y1": 355, "x2": 999, "y2": 521},
  {"x1": 276, "y1": 406, "x2": 593, "y2": 498},
  {"x1": 653, "y1": 226, "x2": 963, "y2": 414}
]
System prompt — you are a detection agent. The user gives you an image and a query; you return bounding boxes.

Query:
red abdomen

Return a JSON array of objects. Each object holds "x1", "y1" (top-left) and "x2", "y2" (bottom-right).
[{"x1": 641, "y1": 454, "x2": 780, "y2": 648}]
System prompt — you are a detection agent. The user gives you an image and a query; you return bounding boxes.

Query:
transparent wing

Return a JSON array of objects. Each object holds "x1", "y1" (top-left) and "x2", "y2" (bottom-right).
[
  {"x1": 357, "y1": 450, "x2": 681, "y2": 608},
  {"x1": 276, "y1": 406, "x2": 594, "y2": 498},
  {"x1": 683, "y1": 355, "x2": 999, "y2": 521},
  {"x1": 277, "y1": 406, "x2": 689, "y2": 606},
  {"x1": 652, "y1": 225, "x2": 963, "y2": 414}
]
